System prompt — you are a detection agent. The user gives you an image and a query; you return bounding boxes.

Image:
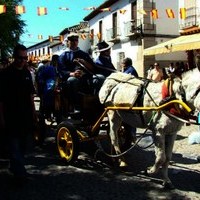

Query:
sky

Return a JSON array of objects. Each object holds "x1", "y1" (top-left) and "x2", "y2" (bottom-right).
[{"x1": 20, "y1": 0, "x2": 105, "y2": 47}]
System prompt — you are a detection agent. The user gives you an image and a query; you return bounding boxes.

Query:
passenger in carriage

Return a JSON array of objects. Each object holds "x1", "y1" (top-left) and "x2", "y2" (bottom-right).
[
  {"x1": 58, "y1": 33, "x2": 96, "y2": 112},
  {"x1": 94, "y1": 41, "x2": 116, "y2": 77},
  {"x1": 121, "y1": 57, "x2": 138, "y2": 77},
  {"x1": 93, "y1": 41, "x2": 116, "y2": 93}
]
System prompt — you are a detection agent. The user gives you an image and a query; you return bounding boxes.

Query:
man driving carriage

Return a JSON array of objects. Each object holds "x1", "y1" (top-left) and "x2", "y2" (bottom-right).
[{"x1": 58, "y1": 32, "x2": 99, "y2": 113}]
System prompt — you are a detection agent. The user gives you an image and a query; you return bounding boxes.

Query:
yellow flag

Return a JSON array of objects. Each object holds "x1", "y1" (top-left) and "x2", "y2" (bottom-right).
[
  {"x1": 166, "y1": 8, "x2": 175, "y2": 18},
  {"x1": 100, "y1": 8, "x2": 111, "y2": 12},
  {"x1": 15, "y1": 5, "x2": 26, "y2": 14},
  {"x1": 0, "y1": 5, "x2": 6, "y2": 14},
  {"x1": 119, "y1": 9, "x2": 126, "y2": 14},
  {"x1": 137, "y1": 9, "x2": 147, "y2": 15},
  {"x1": 180, "y1": 8, "x2": 186, "y2": 19},
  {"x1": 38, "y1": 35, "x2": 43, "y2": 40},
  {"x1": 151, "y1": 9, "x2": 158, "y2": 19},
  {"x1": 37, "y1": 7, "x2": 47, "y2": 16}
]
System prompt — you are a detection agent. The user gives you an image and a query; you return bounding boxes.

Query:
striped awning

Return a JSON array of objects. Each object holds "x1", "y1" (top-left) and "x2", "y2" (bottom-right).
[{"x1": 144, "y1": 33, "x2": 200, "y2": 56}]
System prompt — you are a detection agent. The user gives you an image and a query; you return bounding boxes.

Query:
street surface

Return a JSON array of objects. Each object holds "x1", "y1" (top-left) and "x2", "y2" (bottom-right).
[{"x1": 0, "y1": 121, "x2": 200, "y2": 200}]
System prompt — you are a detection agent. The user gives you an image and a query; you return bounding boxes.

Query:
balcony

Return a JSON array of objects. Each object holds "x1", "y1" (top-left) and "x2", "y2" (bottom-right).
[
  {"x1": 180, "y1": 7, "x2": 200, "y2": 30},
  {"x1": 124, "y1": 19, "x2": 143, "y2": 37},
  {"x1": 106, "y1": 27, "x2": 121, "y2": 43}
]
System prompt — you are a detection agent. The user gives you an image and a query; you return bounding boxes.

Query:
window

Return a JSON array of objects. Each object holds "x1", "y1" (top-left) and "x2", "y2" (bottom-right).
[
  {"x1": 112, "y1": 12, "x2": 118, "y2": 38},
  {"x1": 90, "y1": 29, "x2": 94, "y2": 45},
  {"x1": 99, "y1": 21, "x2": 103, "y2": 41},
  {"x1": 131, "y1": 1, "x2": 137, "y2": 21}
]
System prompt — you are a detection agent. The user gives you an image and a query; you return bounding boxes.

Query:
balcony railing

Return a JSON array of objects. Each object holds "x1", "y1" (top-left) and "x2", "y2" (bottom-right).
[
  {"x1": 124, "y1": 19, "x2": 143, "y2": 37},
  {"x1": 106, "y1": 27, "x2": 121, "y2": 41},
  {"x1": 180, "y1": 7, "x2": 200, "y2": 29}
]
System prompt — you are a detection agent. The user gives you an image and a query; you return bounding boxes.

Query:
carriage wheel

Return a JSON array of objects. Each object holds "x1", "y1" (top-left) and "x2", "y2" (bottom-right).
[{"x1": 56, "y1": 121, "x2": 79, "y2": 164}]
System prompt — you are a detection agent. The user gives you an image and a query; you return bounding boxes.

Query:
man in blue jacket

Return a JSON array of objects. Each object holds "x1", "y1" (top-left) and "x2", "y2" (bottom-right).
[
  {"x1": 121, "y1": 57, "x2": 138, "y2": 77},
  {"x1": 58, "y1": 33, "x2": 95, "y2": 112}
]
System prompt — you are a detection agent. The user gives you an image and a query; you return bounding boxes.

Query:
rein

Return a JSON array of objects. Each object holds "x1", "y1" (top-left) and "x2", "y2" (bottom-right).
[
  {"x1": 94, "y1": 110, "x2": 158, "y2": 158},
  {"x1": 163, "y1": 110, "x2": 200, "y2": 125}
]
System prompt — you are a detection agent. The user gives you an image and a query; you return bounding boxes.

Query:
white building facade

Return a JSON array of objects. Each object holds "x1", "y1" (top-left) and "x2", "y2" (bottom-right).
[{"x1": 84, "y1": 0, "x2": 187, "y2": 76}]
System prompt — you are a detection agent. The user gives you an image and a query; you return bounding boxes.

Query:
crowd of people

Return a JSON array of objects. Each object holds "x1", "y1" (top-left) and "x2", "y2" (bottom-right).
[{"x1": 0, "y1": 32, "x2": 197, "y2": 182}]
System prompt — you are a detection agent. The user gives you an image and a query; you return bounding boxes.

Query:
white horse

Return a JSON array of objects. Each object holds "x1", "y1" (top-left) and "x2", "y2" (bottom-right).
[{"x1": 99, "y1": 68, "x2": 200, "y2": 189}]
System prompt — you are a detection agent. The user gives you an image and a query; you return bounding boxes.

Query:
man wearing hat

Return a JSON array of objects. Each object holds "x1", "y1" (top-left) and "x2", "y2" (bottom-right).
[
  {"x1": 58, "y1": 32, "x2": 95, "y2": 112},
  {"x1": 92, "y1": 41, "x2": 116, "y2": 93},
  {"x1": 94, "y1": 41, "x2": 116, "y2": 77}
]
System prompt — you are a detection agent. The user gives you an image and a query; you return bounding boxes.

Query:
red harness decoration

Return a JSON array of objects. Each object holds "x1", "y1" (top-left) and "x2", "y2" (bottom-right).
[{"x1": 162, "y1": 78, "x2": 182, "y2": 116}]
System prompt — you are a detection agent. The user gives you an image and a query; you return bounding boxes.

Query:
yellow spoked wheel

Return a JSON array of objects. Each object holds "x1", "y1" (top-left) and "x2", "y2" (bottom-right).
[{"x1": 56, "y1": 121, "x2": 79, "y2": 164}]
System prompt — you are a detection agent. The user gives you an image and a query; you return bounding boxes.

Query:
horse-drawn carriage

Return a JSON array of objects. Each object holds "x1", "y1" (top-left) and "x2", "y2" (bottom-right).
[{"x1": 36, "y1": 64, "x2": 200, "y2": 189}]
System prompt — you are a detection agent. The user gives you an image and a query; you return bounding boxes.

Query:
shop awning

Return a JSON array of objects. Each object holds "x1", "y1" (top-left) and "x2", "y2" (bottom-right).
[{"x1": 144, "y1": 33, "x2": 200, "y2": 56}]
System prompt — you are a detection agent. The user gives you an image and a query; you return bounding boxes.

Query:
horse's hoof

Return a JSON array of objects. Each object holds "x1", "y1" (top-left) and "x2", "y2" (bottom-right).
[
  {"x1": 140, "y1": 169, "x2": 148, "y2": 176},
  {"x1": 147, "y1": 168, "x2": 155, "y2": 175},
  {"x1": 162, "y1": 181, "x2": 175, "y2": 190},
  {"x1": 119, "y1": 161, "x2": 128, "y2": 167}
]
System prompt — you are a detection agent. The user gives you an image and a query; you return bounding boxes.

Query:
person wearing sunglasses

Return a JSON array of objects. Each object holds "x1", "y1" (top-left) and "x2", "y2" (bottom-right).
[
  {"x1": 0, "y1": 44, "x2": 36, "y2": 180},
  {"x1": 58, "y1": 32, "x2": 96, "y2": 113},
  {"x1": 147, "y1": 62, "x2": 164, "y2": 82}
]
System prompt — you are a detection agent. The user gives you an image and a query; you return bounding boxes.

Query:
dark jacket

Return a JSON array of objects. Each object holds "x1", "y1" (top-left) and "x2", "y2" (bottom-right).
[
  {"x1": 58, "y1": 48, "x2": 94, "y2": 81},
  {"x1": 124, "y1": 66, "x2": 138, "y2": 77},
  {"x1": 95, "y1": 55, "x2": 116, "y2": 77}
]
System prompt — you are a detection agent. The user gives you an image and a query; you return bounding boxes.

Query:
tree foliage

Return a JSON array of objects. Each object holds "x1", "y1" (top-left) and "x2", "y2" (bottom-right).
[{"x1": 0, "y1": 0, "x2": 26, "y2": 59}]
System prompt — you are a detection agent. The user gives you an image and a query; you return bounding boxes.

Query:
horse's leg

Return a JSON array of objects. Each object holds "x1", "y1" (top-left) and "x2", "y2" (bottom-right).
[
  {"x1": 161, "y1": 133, "x2": 177, "y2": 189},
  {"x1": 107, "y1": 110, "x2": 127, "y2": 167},
  {"x1": 147, "y1": 131, "x2": 166, "y2": 175}
]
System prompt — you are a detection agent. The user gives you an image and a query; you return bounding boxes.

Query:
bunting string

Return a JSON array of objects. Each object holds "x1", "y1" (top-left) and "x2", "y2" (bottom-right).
[
  {"x1": 0, "y1": 4, "x2": 188, "y2": 41},
  {"x1": 0, "y1": 4, "x2": 187, "y2": 20}
]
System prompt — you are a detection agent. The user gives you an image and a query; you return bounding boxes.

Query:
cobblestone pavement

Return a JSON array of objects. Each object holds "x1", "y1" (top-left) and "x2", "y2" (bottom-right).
[{"x1": 0, "y1": 123, "x2": 200, "y2": 200}]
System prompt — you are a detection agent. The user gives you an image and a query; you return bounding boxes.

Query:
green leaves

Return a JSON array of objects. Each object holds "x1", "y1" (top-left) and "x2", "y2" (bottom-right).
[{"x1": 0, "y1": 0, "x2": 26, "y2": 59}]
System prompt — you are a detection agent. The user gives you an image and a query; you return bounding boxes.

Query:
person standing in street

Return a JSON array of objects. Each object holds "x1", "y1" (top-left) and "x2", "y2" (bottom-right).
[
  {"x1": 147, "y1": 62, "x2": 163, "y2": 82},
  {"x1": 0, "y1": 44, "x2": 37, "y2": 180}
]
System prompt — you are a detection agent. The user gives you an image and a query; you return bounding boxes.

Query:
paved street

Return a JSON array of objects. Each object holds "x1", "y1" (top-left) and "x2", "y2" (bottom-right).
[{"x1": 0, "y1": 122, "x2": 200, "y2": 200}]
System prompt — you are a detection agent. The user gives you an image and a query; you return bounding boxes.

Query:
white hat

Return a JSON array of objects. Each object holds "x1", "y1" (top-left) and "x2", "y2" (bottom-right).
[{"x1": 67, "y1": 32, "x2": 79, "y2": 41}]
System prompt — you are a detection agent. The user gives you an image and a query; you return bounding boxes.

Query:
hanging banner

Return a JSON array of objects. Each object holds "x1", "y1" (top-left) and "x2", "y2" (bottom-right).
[
  {"x1": 37, "y1": 7, "x2": 47, "y2": 16},
  {"x1": 81, "y1": 34, "x2": 86, "y2": 40},
  {"x1": 83, "y1": 7, "x2": 96, "y2": 11},
  {"x1": 15, "y1": 5, "x2": 26, "y2": 14},
  {"x1": 100, "y1": 8, "x2": 111, "y2": 12},
  {"x1": 119, "y1": 9, "x2": 126, "y2": 14},
  {"x1": 38, "y1": 35, "x2": 43, "y2": 39},
  {"x1": 137, "y1": 9, "x2": 147, "y2": 15},
  {"x1": 97, "y1": 33, "x2": 101, "y2": 39},
  {"x1": 166, "y1": 8, "x2": 175, "y2": 18},
  {"x1": 49, "y1": 36, "x2": 53, "y2": 42},
  {"x1": 0, "y1": 5, "x2": 6, "y2": 14},
  {"x1": 180, "y1": 8, "x2": 186, "y2": 19},
  {"x1": 151, "y1": 9, "x2": 158, "y2": 19},
  {"x1": 59, "y1": 7, "x2": 69, "y2": 10}
]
